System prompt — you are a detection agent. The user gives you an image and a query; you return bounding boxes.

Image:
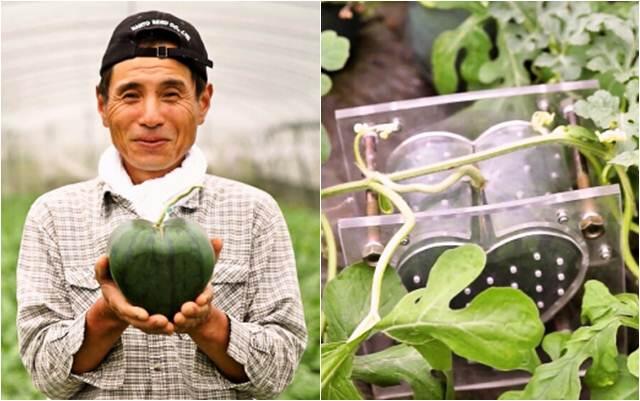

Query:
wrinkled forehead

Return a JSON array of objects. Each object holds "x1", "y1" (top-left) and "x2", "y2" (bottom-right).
[{"x1": 110, "y1": 56, "x2": 194, "y2": 89}]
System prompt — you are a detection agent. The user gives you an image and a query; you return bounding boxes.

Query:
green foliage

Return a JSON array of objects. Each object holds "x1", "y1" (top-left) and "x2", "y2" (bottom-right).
[
  {"x1": 321, "y1": 30, "x2": 350, "y2": 98},
  {"x1": 1, "y1": 194, "x2": 319, "y2": 400},
  {"x1": 499, "y1": 280, "x2": 639, "y2": 400},
  {"x1": 590, "y1": 356, "x2": 639, "y2": 400},
  {"x1": 321, "y1": 30, "x2": 350, "y2": 71},
  {"x1": 322, "y1": 245, "x2": 546, "y2": 399},
  {"x1": 628, "y1": 349, "x2": 639, "y2": 378},
  {"x1": 426, "y1": 1, "x2": 639, "y2": 171},
  {"x1": 278, "y1": 203, "x2": 321, "y2": 400},
  {"x1": 575, "y1": 80, "x2": 639, "y2": 169},
  {"x1": 323, "y1": 261, "x2": 406, "y2": 343},
  {"x1": 321, "y1": 340, "x2": 361, "y2": 399},
  {"x1": 428, "y1": 2, "x2": 638, "y2": 89},
  {"x1": 575, "y1": 90, "x2": 621, "y2": 129},
  {"x1": 352, "y1": 344, "x2": 445, "y2": 399},
  {"x1": 1, "y1": 194, "x2": 44, "y2": 400},
  {"x1": 431, "y1": 13, "x2": 492, "y2": 93},
  {"x1": 320, "y1": 29, "x2": 349, "y2": 168},
  {"x1": 321, "y1": 125, "x2": 331, "y2": 164},
  {"x1": 378, "y1": 244, "x2": 543, "y2": 373},
  {"x1": 541, "y1": 330, "x2": 571, "y2": 361},
  {"x1": 321, "y1": 73, "x2": 332, "y2": 96}
]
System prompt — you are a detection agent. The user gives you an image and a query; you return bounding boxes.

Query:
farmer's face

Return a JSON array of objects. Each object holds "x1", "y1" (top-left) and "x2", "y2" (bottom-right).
[{"x1": 97, "y1": 50, "x2": 213, "y2": 184}]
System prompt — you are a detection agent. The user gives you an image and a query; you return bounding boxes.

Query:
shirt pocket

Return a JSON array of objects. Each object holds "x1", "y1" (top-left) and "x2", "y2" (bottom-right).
[
  {"x1": 63, "y1": 264, "x2": 101, "y2": 316},
  {"x1": 211, "y1": 258, "x2": 250, "y2": 321}
]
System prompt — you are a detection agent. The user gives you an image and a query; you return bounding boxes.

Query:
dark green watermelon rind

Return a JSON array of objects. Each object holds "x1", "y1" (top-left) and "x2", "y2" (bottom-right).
[{"x1": 108, "y1": 218, "x2": 215, "y2": 319}]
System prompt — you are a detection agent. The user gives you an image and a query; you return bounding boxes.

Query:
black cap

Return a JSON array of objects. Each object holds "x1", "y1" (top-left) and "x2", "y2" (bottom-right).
[{"x1": 101, "y1": 11, "x2": 213, "y2": 81}]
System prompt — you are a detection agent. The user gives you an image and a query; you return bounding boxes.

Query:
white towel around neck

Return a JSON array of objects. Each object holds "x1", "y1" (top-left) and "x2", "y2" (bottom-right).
[{"x1": 98, "y1": 144, "x2": 207, "y2": 222}]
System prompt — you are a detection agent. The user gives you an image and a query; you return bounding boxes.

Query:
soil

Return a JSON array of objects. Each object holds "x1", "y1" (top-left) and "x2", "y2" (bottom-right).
[{"x1": 321, "y1": 2, "x2": 436, "y2": 193}]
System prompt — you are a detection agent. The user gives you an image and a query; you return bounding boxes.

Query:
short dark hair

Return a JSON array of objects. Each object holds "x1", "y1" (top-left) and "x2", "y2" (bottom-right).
[{"x1": 97, "y1": 30, "x2": 206, "y2": 102}]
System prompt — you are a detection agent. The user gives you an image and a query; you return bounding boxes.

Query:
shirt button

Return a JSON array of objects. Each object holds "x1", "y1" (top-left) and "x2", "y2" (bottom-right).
[{"x1": 151, "y1": 364, "x2": 162, "y2": 372}]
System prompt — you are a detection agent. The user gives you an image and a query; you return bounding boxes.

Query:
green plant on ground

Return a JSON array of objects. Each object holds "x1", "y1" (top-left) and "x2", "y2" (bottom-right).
[{"x1": 321, "y1": 29, "x2": 350, "y2": 163}]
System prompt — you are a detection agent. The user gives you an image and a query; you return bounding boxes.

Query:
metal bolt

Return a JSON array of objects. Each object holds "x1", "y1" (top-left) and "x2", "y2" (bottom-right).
[
  {"x1": 362, "y1": 241, "x2": 384, "y2": 266},
  {"x1": 556, "y1": 209, "x2": 569, "y2": 224},
  {"x1": 580, "y1": 212, "x2": 605, "y2": 239},
  {"x1": 599, "y1": 245, "x2": 612, "y2": 260}
]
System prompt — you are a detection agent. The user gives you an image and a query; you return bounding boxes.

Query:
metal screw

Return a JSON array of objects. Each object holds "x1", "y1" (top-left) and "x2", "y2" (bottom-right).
[
  {"x1": 599, "y1": 245, "x2": 612, "y2": 260},
  {"x1": 400, "y1": 237, "x2": 410, "y2": 246},
  {"x1": 556, "y1": 209, "x2": 569, "y2": 224}
]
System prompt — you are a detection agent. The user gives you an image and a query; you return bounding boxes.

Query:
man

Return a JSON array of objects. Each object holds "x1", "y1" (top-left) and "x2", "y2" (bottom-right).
[{"x1": 17, "y1": 10, "x2": 306, "y2": 399}]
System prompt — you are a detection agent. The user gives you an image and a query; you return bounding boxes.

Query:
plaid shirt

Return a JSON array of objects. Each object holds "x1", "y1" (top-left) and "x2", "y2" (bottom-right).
[{"x1": 17, "y1": 175, "x2": 307, "y2": 399}]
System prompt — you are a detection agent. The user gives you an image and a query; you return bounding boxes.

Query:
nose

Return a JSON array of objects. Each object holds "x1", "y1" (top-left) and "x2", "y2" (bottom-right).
[{"x1": 138, "y1": 96, "x2": 164, "y2": 128}]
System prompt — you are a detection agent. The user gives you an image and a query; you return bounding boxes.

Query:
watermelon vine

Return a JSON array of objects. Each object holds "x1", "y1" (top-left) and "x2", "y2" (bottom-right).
[{"x1": 321, "y1": 111, "x2": 638, "y2": 399}]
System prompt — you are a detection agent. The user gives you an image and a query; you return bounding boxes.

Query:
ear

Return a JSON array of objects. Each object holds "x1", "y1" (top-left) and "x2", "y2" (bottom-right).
[
  {"x1": 96, "y1": 87, "x2": 109, "y2": 128},
  {"x1": 197, "y1": 83, "x2": 214, "y2": 125}
]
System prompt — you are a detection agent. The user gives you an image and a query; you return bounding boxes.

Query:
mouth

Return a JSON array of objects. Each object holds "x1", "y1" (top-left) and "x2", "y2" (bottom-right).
[{"x1": 133, "y1": 137, "x2": 171, "y2": 149}]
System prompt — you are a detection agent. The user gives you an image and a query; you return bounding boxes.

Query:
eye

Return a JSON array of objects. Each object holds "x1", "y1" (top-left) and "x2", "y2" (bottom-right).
[
  {"x1": 122, "y1": 92, "x2": 139, "y2": 100},
  {"x1": 163, "y1": 91, "x2": 181, "y2": 100}
]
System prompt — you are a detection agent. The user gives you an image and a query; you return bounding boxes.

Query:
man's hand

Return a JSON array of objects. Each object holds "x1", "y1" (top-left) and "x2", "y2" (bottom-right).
[
  {"x1": 173, "y1": 238, "x2": 222, "y2": 334},
  {"x1": 174, "y1": 238, "x2": 246, "y2": 382},
  {"x1": 95, "y1": 255, "x2": 175, "y2": 335}
]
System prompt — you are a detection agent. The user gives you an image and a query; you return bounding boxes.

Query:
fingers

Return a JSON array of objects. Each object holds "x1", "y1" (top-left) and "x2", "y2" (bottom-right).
[
  {"x1": 181, "y1": 301, "x2": 209, "y2": 318},
  {"x1": 94, "y1": 255, "x2": 111, "y2": 284},
  {"x1": 195, "y1": 285, "x2": 214, "y2": 306},
  {"x1": 125, "y1": 315, "x2": 174, "y2": 336},
  {"x1": 104, "y1": 288, "x2": 149, "y2": 321},
  {"x1": 173, "y1": 300, "x2": 211, "y2": 333},
  {"x1": 210, "y1": 238, "x2": 223, "y2": 258}
]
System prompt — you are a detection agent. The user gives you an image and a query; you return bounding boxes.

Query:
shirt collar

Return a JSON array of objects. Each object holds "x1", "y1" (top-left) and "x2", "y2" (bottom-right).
[{"x1": 99, "y1": 179, "x2": 202, "y2": 218}]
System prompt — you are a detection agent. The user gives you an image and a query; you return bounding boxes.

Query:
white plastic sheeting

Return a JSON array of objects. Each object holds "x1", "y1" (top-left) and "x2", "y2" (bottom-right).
[{"x1": 1, "y1": 2, "x2": 320, "y2": 194}]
